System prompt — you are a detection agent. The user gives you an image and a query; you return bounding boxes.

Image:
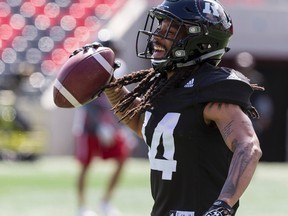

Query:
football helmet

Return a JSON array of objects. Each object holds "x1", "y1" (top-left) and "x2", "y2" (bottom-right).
[{"x1": 136, "y1": 0, "x2": 233, "y2": 71}]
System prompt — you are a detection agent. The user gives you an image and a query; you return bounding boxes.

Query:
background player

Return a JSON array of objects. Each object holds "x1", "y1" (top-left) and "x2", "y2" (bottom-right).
[{"x1": 72, "y1": 35, "x2": 133, "y2": 216}]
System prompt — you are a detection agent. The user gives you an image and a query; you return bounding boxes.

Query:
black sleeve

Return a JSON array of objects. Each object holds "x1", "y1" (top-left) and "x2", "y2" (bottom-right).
[
  {"x1": 179, "y1": 63, "x2": 260, "y2": 118},
  {"x1": 197, "y1": 79, "x2": 253, "y2": 110}
]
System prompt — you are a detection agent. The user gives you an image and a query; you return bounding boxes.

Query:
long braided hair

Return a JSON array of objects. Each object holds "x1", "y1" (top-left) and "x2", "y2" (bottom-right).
[
  {"x1": 103, "y1": 66, "x2": 195, "y2": 121},
  {"x1": 103, "y1": 65, "x2": 264, "y2": 122}
]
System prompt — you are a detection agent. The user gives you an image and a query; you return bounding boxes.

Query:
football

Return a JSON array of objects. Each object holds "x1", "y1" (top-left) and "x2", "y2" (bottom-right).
[{"x1": 53, "y1": 46, "x2": 115, "y2": 108}]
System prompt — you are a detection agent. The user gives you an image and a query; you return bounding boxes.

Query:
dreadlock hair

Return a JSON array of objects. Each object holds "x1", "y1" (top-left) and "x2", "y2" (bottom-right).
[
  {"x1": 104, "y1": 66, "x2": 195, "y2": 121},
  {"x1": 247, "y1": 84, "x2": 265, "y2": 119},
  {"x1": 103, "y1": 65, "x2": 264, "y2": 122}
]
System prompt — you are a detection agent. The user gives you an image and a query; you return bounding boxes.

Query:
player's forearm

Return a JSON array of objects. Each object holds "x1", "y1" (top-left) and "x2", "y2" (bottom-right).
[
  {"x1": 104, "y1": 86, "x2": 143, "y2": 136},
  {"x1": 218, "y1": 137, "x2": 262, "y2": 207}
]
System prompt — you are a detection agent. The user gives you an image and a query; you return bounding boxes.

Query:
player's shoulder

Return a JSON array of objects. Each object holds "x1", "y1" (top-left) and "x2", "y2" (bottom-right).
[
  {"x1": 196, "y1": 63, "x2": 251, "y2": 87},
  {"x1": 183, "y1": 63, "x2": 254, "y2": 109}
]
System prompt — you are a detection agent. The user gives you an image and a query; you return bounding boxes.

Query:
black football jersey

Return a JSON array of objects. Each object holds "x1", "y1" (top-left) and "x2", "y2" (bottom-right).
[{"x1": 142, "y1": 63, "x2": 253, "y2": 216}]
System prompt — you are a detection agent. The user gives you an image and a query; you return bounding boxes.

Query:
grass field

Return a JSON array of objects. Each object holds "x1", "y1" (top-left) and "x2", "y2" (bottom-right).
[{"x1": 0, "y1": 156, "x2": 287, "y2": 216}]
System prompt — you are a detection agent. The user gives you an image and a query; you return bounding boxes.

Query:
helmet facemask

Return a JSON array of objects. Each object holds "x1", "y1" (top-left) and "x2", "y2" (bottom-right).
[
  {"x1": 136, "y1": 0, "x2": 233, "y2": 71},
  {"x1": 136, "y1": 8, "x2": 205, "y2": 71}
]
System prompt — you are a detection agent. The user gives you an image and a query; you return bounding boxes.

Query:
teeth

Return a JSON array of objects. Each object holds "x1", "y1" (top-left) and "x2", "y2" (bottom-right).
[{"x1": 154, "y1": 45, "x2": 165, "y2": 51}]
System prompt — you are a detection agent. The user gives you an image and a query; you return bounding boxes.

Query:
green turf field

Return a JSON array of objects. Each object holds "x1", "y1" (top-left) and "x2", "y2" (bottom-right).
[{"x1": 0, "y1": 157, "x2": 287, "y2": 216}]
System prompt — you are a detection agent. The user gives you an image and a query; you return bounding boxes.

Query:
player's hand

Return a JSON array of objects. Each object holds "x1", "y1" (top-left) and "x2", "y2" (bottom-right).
[
  {"x1": 69, "y1": 42, "x2": 103, "y2": 58},
  {"x1": 203, "y1": 200, "x2": 234, "y2": 216},
  {"x1": 69, "y1": 42, "x2": 120, "y2": 70}
]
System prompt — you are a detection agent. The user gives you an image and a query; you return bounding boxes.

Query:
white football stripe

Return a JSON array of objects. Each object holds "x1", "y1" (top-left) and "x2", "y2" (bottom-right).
[
  {"x1": 92, "y1": 53, "x2": 113, "y2": 74},
  {"x1": 54, "y1": 79, "x2": 82, "y2": 107}
]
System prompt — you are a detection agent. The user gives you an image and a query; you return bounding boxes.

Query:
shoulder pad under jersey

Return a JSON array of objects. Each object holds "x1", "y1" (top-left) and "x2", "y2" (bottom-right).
[{"x1": 190, "y1": 63, "x2": 253, "y2": 109}]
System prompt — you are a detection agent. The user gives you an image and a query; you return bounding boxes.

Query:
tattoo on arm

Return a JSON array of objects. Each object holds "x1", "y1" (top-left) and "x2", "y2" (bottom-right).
[
  {"x1": 221, "y1": 139, "x2": 253, "y2": 197},
  {"x1": 222, "y1": 120, "x2": 234, "y2": 140}
]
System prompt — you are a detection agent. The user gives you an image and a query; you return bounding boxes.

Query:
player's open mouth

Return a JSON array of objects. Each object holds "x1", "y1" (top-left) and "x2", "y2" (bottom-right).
[{"x1": 152, "y1": 44, "x2": 166, "y2": 59}]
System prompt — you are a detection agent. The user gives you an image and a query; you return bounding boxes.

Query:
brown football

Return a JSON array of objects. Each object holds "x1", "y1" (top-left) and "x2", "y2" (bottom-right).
[{"x1": 53, "y1": 46, "x2": 115, "y2": 108}]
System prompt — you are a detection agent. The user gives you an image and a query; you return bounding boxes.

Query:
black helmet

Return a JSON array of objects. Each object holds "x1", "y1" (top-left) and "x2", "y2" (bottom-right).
[{"x1": 136, "y1": 0, "x2": 233, "y2": 71}]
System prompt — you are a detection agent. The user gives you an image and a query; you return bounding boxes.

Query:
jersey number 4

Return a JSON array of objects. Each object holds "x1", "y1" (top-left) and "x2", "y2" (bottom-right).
[{"x1": 142, "y1": 112, "x2": 180, "y2": 180}]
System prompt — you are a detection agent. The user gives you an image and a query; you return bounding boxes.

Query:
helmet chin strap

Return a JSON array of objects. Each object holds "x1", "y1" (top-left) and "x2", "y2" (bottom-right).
[
  {"x1": 176, "y1": 48, "x2": 226, "y2": 68},
  {"x1": 151, "y1": 48, "x2": 227, "y2": 71}
]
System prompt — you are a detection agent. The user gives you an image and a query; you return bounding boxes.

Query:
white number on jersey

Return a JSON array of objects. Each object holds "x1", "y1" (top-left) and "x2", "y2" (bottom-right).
[{"x1": 142, "y1": 112, "x2": 180, "y2": 180}]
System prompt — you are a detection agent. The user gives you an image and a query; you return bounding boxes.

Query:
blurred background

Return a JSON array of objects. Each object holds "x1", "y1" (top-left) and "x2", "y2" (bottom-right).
[
  {"x1": 0, "y1": 0, "x2": 287, "y2": 161},
  {"x1": 0, "y1": 1, "x2": 288, "y2": 216}
]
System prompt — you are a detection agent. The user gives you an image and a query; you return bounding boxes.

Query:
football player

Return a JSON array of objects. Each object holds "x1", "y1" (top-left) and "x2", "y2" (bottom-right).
[{"x1": 83, "y1": 0, "x2": 263, "y2": 215}]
